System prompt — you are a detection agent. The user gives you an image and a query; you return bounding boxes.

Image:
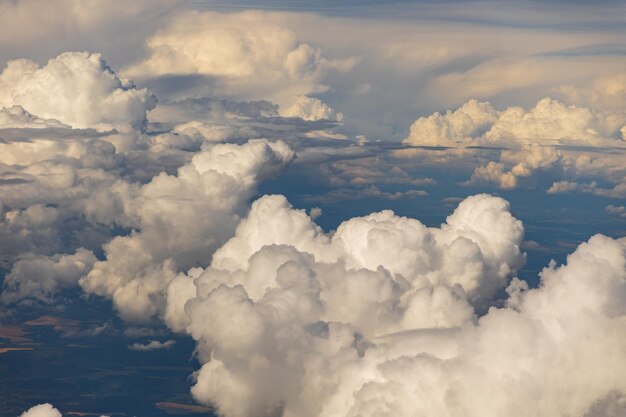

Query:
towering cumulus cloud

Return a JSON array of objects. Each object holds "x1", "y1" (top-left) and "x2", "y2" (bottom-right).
[
  {"x1": 403, "y1": 97, "x2": 626, "y2": 191},
  {"x1": 159, "y1": 194, "x2": 626, "y2": 417},
  {"x1": 0, "y1": 52, "x2": 156, "y2": 130},
  {"x1": 125, "y1": 11, "x2": 355, "y2": 104},
  {"x1": 80, "y1": 140, "x2": 294, "y2": 322},
  {"x1": 160, "y1": 193, "x2": 532, "y2": 417}
]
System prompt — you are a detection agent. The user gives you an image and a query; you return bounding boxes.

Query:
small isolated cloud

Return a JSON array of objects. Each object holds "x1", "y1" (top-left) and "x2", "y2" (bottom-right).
[
  {"x1": 128, "y1": 339, "x2": 175, "y2": 351},
  {"x1": 18, "y1": 403, "x2": 109, "y2": 417},
  {"x1": 19, "y1": 404, "x2": 61, "y2": 417},
  {"x1": 280, "y1": 96, "x2": 344, "y2": 122},
  {"x1": 547, "y1": 180, "x2": 626, "y2": 198},
  {"x1": 402, "y1": 96, "x2": 626, "y2": 192},
  {"x1": 467, "y1": 145, "x2": 563, "y2": 189},
  {"x1": 154, "y1": 194, "x2": 626, "y2": 417},
  {"x1": 606, "y1": 205, "x2": 626, "y2": 218}
]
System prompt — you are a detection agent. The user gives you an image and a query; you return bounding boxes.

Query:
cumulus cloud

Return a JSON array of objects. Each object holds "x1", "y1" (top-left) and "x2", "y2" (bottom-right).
[
  {"x1": 156, "y1": 194, "x2": 527, "y2": 416},
  {"x1": 467, "y1": 144, "x2": 563, "y2": 189},
  {"x1": 19, "y1": 404, "x2": 62, "y2": 417},
  {"x1": 128, "y1": 339, "x2": 175, "y2": 351},
  {"x1": 280, "y1": 96, "x2": 344, "y2": 122},
  {"x1": 80, "y1": 140, "x2": 294, "y2": 322},
  {"x1": 125, "y1": 11, "x2": 356, "y2": 104},
  {"x1": 404, "y1": 97, "x2": 626, "y2": 148},
  {"x1": 548, "y1": 180, "x2": 626, "y2": 199},
  {"x1": 150, "y1": 193, "x2": 626, "y2": 417},
  {"x1": 402, "y1": 96, "x2": 626, "y2": 191},
  {"x1": 606, "y1": 205, "x2": 626, "y2": 218},
  {"x1": 0, "y1": 52, "x2": 156, "y2": 131},
  {"x1": 556, "y1": 73, "x2": 626, "y2": 113}
]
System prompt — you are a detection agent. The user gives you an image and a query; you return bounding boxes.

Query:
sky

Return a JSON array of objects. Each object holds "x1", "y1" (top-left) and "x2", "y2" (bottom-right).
[{"x1": 1, "y1": 1, "x2": 626, "y2": 416}]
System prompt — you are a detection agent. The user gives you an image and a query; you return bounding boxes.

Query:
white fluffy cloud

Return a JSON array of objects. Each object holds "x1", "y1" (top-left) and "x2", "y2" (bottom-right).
[
  {"x1": 159, "y1": 193, "x2": 528, "y2": 416},
  {"x1": 404, "y1": 97, "x2": 626, "y2": 148},
  {"x1": 404, "y1": 99, "x2": 498, "y2": 147},
  {"x1": 80, "y1": 140, "x2": 294, "y2": 322},
  {"x1": 125, "y1": 11, "x2": 356, "y2": 104},
  {"x1": 468, "y1": 144, "x2": 563, "y2": 189},
  {"x1": 403, "y1": 97, "x2": 626, "y2": 191},
  {"x1": 19, "y1": 404, "x2": 62, "y2": 417},
  {"x1": 0, "y1": 52, "x2": 156, "y2": 131},
  {"x1": 2, "y1": 249, "x2": 96, "y2": 303},
  {"x1": 152, "y1": 193, "x2": 626, "y2": 417},
  {"x1": 280, "y1": 96, "x2": 344, "y2": 122},
  {"x1": 128, "y1": 339, "x2": 175, "y2": 351}
]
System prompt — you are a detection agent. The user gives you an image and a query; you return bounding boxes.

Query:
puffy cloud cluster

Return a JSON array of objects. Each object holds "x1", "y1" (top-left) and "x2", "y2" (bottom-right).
[
  {"x1": 404, "y1": 99, "x2": 498, "y2": 147},
  {"x1": 128, "y1": 339, "x2": 175, "y2": 351},
  {"x1": 125, "y1": 11, "x2": 356, "y2": 104},
  {"x1": 79, "y1": 140, "x2": 294, "y2": 322},
  {"x1": 404, "y1": 97, "x2": 626, "y2": 148},
  {"x1": 280, "y1": 96, "x2": 344, "y2": 122},
  {"x1": 2, "y1": 249, "x2": 96, "y2": 303},
  {"x1": 160, "y1": 193, "x2": 530, "y2": 416},
  {"x1": 19, "y1": 404, "x2": 62, "y2": 417},
  {"x1": 150, "y1": 192, "x2": 626, "y2": 417},
  {"x1": 468, "y1": 145, "x2": 563, "y2": 189},
  {"x1": 402, "y1": 97, "x2": 626, "y2": 191},
  {"x1": 0, "y1": 52, "x2": 156, "y2": 131}
]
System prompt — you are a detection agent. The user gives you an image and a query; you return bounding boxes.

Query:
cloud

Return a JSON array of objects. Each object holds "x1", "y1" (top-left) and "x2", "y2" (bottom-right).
[
  {"x1": 128, "y1": 339, "x2": 175, "y2": 351},
  {"x1": 2, "y1": 249, "x2": 96, "y2": 303},
  {"x1": 280, "y1": 96, "x2": 344, "y2": 122},
  {"x1": 404, "y1": 97, "x2": 626, "y2": 148},
  {"x1": 606, "y1": 205, "x2": 626, "y2": 218},
  {"x1": 19, "y1": 404, "x2": 61, "y2": 417},
  {"x1": 548, "y1": 180, "x2": 626, "y2": 199},
  {"x1": 401, "y1": 96, "x2": 626, "y2": 191},
  {"x1": 404, "y1": 99, "x2": 498, "y2": 147},
  {"x1": 18, "y1": 403, "x2": 109, "y2": 417},
  {"x1": 125, "y1": 11, "x2": 356, "y2": 104},
  {"x1": 0, "y1": 52, "x2": 156, "y2": 131},
  {"x1": 467, "y1": 145, "x2": 563, "y2": 189},
  {"x1": 154, "y1": 193, "x2": 626, "y2": 417},
  {"x1": 80, "y1": 139, "x2": 294, "y2": 322},
  {"x1": 160, "y1": 194, "x2": 525, "y2": 415}
]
